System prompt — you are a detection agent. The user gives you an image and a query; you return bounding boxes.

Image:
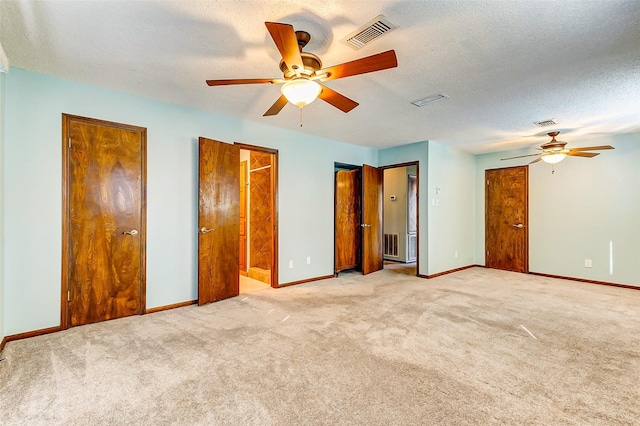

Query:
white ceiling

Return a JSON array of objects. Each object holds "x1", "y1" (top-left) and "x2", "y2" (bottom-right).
[{"x1": 2, "y1": 0, "x2": 639, "y2": 153}]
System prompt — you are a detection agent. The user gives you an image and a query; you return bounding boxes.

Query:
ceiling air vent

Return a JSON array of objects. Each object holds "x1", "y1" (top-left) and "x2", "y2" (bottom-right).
[
  {"x1": 412, "y1": 93, "x2": 449, "y2": 107},
  {"x1": 341, "y1": 15, "x2": 398, "y2": 49},
  {"x1": 534, "y1": 119, "x2": 557, "y2": 127}
]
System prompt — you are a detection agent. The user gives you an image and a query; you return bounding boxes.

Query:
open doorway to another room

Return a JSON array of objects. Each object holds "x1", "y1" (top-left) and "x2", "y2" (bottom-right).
[
  {"x1": 238, "y1": 146, "x2": 278, "y2": 294},
  {"x1": 382, "y1": 163, "x2": 418, "y2": 276}
]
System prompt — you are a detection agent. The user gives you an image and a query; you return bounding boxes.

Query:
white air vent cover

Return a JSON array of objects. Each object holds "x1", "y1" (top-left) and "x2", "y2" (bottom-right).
[
  {"x1": 412, "y1": 93, "x2": 449, "y2": 107},
  {"x1": 341, "y1": 15, "x2": 398, "y2": 49},
  {"x1": 534, "y1": 119, "x2": 557, "y2": 127}
]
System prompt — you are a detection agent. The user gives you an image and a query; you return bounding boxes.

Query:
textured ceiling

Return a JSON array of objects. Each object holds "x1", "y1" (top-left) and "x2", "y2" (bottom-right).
[{"x1": 2, "y1": 0, "x2": 639, "y2": 153}]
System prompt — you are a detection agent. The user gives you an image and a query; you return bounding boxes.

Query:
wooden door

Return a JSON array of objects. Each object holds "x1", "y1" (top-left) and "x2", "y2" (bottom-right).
[
  {"x1": 362, "y1": 164, "x2": 383, "y2": 274},
  {"x1": 198, "y1": 137, "x2": 240, "y2": 305},
  {"x1": 62, "y1": 114, "x2": 146, "y2": 328},
  {"x1": 335, "y1": 169, "x2": 361, "y2": 273},
  {"x1": 485, "y1": 166, "x2": 528, "y2": 272},
  {"x1": 239, "y1": 160, "x2": 248, "y2": 274}
]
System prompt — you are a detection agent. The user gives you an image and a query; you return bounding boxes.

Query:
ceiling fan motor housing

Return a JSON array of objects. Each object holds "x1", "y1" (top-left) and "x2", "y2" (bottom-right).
[
  {"x1": 278, "y1": 30, "x2": 322, "y2": 79},
  {"x1": 279, "y1": 52, "x2": 322, "y2": 79},
  {"x1": 542, "y1": 132, "x2": 567, "y2": 152},
  {"x1": 541, "y1": 141, "x2": 568, "y2": 152}
]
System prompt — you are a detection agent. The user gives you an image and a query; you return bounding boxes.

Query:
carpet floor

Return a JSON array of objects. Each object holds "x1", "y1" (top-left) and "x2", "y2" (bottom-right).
[{"x1": 1, "y1": 267, "x2": 639, "y2": 425}]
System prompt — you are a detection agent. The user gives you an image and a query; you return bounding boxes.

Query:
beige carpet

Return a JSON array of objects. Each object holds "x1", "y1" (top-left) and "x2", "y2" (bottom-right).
[{"x1": 1, "y1": 267, "x2": 639, "y2": 425}]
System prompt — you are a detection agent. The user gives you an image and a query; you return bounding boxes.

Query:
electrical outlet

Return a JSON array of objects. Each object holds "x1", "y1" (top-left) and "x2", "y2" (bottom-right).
[
  {"x1": 584, "y1": 259, "x2": 592, "y2": 268},
  {"x1": 306, "y1": 256, "x2": 311, "y2": 264},
  {"x1": 454, "y1": 250, "x2": 458, "y2": 259},
  {"x1": 288, "y1": 260, "x2": 294, "y2": 269}
]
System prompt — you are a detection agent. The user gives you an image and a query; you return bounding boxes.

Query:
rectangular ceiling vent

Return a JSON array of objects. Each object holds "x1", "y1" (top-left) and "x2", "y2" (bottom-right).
[
  {"x1": 412, "y1": 93, "x2": 449, "y2": 107},
  {"x1": 341, "y1": 15, "x2": 398, "y2": 49},
  {"x1": 534, "y1": 119, "x2": 557, "y2": 127}
]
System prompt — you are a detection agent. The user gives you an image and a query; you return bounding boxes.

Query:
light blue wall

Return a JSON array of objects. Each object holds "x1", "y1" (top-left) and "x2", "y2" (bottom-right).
[
  {"x1": 4, "y1": 66, "x2": 639, "y2": 337},
  {"x1": 3, "y1": 68, "x2": 376, "y2": 335},
  {"x1": 0, "y1": 70, "x2": 5, "y2": 345},
  {"x1": 427, "y1": 141, "x2": 476, "y2": 274},
  {"x1": 379, "y1": 141, "x2": 428, "y2": 275},
  {"x1": 476, "y1": 133, "x2": 640, "y2": 286}
]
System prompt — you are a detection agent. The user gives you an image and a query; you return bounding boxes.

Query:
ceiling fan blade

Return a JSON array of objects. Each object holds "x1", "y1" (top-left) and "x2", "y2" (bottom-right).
[
  {"x1": 263, "y1": 95, "x2": 289, "y2": 116},
  {"x1": 567, "y1": 151, "x2": 600, "y2": 158},
  {"x1": 501, "y1": 153, "x2": 542, "y2": 160},
  {"x1": 265, "y1": 22, "x2": 304, "y2": 75},
  {"x1": 318, "y1": 85, "x2": 359, "y2": 113},
  {"x1": 318, "y1": 50, "x2": 398, "y2": 81},
  {"x1": 206, "y1": 78, "x2": 280, "y2": 86},
  {"x1": 529, "y1": 157, "x2": 543, "y2": 164},
  {"x1": 569, "y1": 145, "x2": 615, "y2": 152}
]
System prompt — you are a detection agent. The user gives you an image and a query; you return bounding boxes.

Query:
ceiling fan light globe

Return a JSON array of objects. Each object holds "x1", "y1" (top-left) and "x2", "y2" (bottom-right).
[
  {"x1": 281, "y1": 79, "x2": 321, "y2": 108},
  {"x1": 541, "y1": 153, "x2": 567, "y2": 164}
]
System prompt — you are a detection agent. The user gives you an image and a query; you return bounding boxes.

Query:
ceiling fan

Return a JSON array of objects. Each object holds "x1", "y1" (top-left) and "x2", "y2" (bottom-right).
[
  {"x1": 501, "y1": 132, "x2": 614, "y2": 171},
  {"x1": 205, "y1": 22, "x2": 398, "y2": 117}
]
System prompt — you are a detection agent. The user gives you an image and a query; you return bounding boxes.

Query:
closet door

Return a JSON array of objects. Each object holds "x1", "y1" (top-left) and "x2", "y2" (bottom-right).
[
  {"x1": 198, "y1": 137, "x2": 240, "y2": 305},
  {"x1": 63, "y1": 114, "x2": 146, "y2": 328},
  {"x1": 335, "y1": 169, "x2": 361, "y2": 273},
  {"x1": 485, "y1": 166, "x2": 528, "y2": 273},
  {"x1": 362, "y1": 164, "x2": 383, "y2": 274}
]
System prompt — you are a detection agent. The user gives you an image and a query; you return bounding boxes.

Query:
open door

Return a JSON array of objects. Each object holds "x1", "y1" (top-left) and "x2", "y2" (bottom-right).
[
  {"x1": 335, "y1": 168, "x2": 362, "y2": 274},
  {"x1": 362, "y1": 164, "x2": 383, "y2": 274},
  {"x1": 198, "y1": 137, "x2": 240, "y2": 305}
]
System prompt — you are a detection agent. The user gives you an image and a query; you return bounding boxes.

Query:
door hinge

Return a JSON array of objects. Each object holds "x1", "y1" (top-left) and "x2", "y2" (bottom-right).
[
  {"x1": 487, "y1": 250, "x2": 490, "y2": 257},
  {"x1": 68, "y1": 137, "x2": 71, "y2": 149},
  {"x1": 486, "y1": 180, "x2": 489, "y2": 186},
  {"x1": 67, "y1": 290, "x2": 71, "y2": 302}
]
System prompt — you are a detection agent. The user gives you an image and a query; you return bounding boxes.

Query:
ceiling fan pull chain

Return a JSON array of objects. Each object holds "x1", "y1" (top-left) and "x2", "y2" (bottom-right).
[{"x1": 300, "y1": 107, "x2": 303, "y2": 127}]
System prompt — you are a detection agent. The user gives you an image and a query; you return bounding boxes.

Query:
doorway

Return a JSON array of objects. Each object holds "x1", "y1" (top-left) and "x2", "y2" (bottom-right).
[
  {"x1": 381, "y1": 162, "x2": 419, "y2": 276},
  {"x1": 61, "y1": 114, "x2": 147, "y2": 329},
  {"x1": 485, "y1": 166, "x2": 528, "y2": 272},
  {"x1": 238, "y1": 145, "x2": 278, "y2": 294}
]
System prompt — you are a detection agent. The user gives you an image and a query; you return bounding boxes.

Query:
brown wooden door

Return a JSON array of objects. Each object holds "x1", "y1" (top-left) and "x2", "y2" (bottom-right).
[
  {"x1": 362, "y1": 164, "x2": 383, "y2": 274},
  {"x1": 335, "y1": 169, "x2": 361, "y2": 273},
  {"x1": 239, "y1": 160, "x2": 248, "y2": 274},
  {"x1": 63, "y1": 115, "x2": 146, "y2": 328},
  {"x1": 485, "y1": 166, "x2": 528, "y2": 272},
  {"x1": 198, "y1": 137, "x2": 240, "y2": 305}
]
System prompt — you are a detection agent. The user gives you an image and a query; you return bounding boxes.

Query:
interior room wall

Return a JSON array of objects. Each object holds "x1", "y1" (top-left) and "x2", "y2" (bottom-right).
[
  {"x1": 427, "y1": 141, "x2": 476, "y2": 275},
  {"x1": 3, "y1": 67, "x2": 377, "y2": 335},
  {"x1": 378, "y1": 142, "x2": 428, "y2": 275},
  {"x1": 475, "y1": 132, "x2": 640, "y2": 286},
  {"x1": 383, "y1": 167, "x2": 408, "y2": 262}
]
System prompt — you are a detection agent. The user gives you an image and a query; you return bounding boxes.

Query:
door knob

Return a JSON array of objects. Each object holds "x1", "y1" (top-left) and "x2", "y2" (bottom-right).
[
  {"x1": 512, "y1": 224, "x2": 524, "y2": 229},
  {"x1": 123, "y1": 229, "x2": 138, "y2": 236},
  {"x1": 200, "y1": 227, "x2": 214, "y2": 234}
]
